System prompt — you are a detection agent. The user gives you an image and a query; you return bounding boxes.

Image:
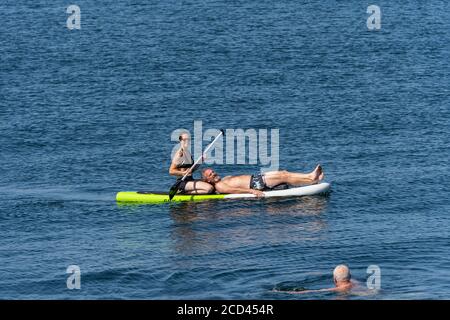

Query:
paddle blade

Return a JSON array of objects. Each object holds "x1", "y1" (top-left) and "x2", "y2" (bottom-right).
[{"x1": 168, "y1": 181, "x2": 181, "y2": 200}]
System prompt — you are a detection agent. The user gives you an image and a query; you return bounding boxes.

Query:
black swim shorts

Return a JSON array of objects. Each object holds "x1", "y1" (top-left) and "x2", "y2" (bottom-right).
[
  {"x1": 177, "y1": 176, "x2": 194, "y2": 193},
  {"x1": 249, "y1": 173, "x2": 267, "y2": 191}
]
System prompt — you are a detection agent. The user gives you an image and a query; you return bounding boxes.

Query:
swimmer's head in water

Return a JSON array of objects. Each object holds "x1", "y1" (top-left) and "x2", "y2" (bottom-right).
[{"x1": 333, "y1": 265, "x2": 351, "y2": 283}]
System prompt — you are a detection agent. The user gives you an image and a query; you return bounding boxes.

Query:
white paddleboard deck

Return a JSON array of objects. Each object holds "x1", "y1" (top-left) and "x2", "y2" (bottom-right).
[{"x1": 223, "y1": 182, "x2": 330, "y2": 199}]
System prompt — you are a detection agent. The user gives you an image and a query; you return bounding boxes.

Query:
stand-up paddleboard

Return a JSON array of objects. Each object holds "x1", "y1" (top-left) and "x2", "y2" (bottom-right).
[{"x1": 116, "y1": 182, "x2": 330, "y2": 204}]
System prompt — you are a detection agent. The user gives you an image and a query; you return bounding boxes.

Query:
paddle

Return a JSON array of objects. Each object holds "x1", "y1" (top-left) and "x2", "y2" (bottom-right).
[{"x1": 168, "y1": 129, "x2": 224, "y2": 200}]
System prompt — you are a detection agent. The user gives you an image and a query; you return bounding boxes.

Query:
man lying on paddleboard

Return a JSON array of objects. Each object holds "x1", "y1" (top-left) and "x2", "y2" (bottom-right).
[{"x1": 201, "y1": 165, "x2": 324, "y2": 197}]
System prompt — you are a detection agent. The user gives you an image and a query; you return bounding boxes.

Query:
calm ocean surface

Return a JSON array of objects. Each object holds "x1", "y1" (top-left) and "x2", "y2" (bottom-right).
[{"x1": 1, "y1": 0, "x2": 449, "y2": 299}]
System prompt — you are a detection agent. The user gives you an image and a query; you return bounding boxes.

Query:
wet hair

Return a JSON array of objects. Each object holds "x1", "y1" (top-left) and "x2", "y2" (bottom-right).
[{"x1": 333, "y1": 265, "x2": 351, "y2": 282}]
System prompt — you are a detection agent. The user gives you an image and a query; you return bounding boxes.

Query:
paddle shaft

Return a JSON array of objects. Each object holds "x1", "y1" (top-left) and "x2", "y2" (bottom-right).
[{"x1": 178, "y1": 129, "x2": 224, "y2": 182}]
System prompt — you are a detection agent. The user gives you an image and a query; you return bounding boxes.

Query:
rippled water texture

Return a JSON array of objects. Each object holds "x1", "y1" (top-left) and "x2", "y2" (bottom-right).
[{"x1": 1, "y1": 0, "x2": 449, "y2": 299}]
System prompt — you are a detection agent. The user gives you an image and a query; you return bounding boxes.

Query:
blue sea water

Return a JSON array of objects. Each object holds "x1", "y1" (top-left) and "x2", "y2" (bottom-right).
[{"x1": 0, "y1": 0, "x2": 449, "y2": 299}]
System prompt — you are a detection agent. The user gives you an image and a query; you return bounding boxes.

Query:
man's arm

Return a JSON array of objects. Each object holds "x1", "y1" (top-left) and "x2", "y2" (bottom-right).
[
  {"x1": 215, "y1": 182, "x2": 264, "y2": 197},
  {"x1": 274, "y1": 287, "x2": 337, "y2": 295},
  {"x1": 287, "y1": 288, "x2": 337, "y2": 294}
]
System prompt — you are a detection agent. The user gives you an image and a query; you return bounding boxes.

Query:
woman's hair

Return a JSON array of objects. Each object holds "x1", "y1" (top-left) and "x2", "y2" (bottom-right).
[{"x1": 179, "y1": 132, "x2": 189, "y2": 141}]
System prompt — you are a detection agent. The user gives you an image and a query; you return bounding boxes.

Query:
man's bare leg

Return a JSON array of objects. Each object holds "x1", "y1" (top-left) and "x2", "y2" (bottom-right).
[{"x1": 264, "y1": 165, "x2": 324, "y2": 187}]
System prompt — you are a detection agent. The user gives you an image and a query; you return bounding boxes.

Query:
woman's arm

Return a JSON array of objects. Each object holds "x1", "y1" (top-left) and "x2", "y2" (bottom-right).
[
  {"x1": 169, "y1": 161, "x2": 187, "y2": 177},
  {"x1": 169, "y1": 148, "x2": 189, "y2": 177}
]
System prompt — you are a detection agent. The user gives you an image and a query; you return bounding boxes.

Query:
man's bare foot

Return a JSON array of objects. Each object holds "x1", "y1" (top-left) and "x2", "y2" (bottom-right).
[{"x1": 310, "y1": 164, "x2": 324, "y2": 183}]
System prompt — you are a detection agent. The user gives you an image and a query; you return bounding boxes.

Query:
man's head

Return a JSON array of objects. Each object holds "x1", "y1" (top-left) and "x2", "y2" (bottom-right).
[
  {"x1": 202, "y1": 168, "x2": 221, "y2": 184},
  {"x1": 333, "y1": 265, "x2": 351, "y2": 285}
]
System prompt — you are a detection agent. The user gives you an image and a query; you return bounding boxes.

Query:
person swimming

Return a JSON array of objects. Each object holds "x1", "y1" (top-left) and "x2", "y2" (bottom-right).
[{"x1": 275, "y1": 265, "x2": 357, "y2": 295}]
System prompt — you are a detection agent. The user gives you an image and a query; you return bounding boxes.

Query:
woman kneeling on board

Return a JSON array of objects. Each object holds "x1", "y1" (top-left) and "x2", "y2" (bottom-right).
[{"x1": 169, "y1": 132, "x2": 214, "y2": 194}]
